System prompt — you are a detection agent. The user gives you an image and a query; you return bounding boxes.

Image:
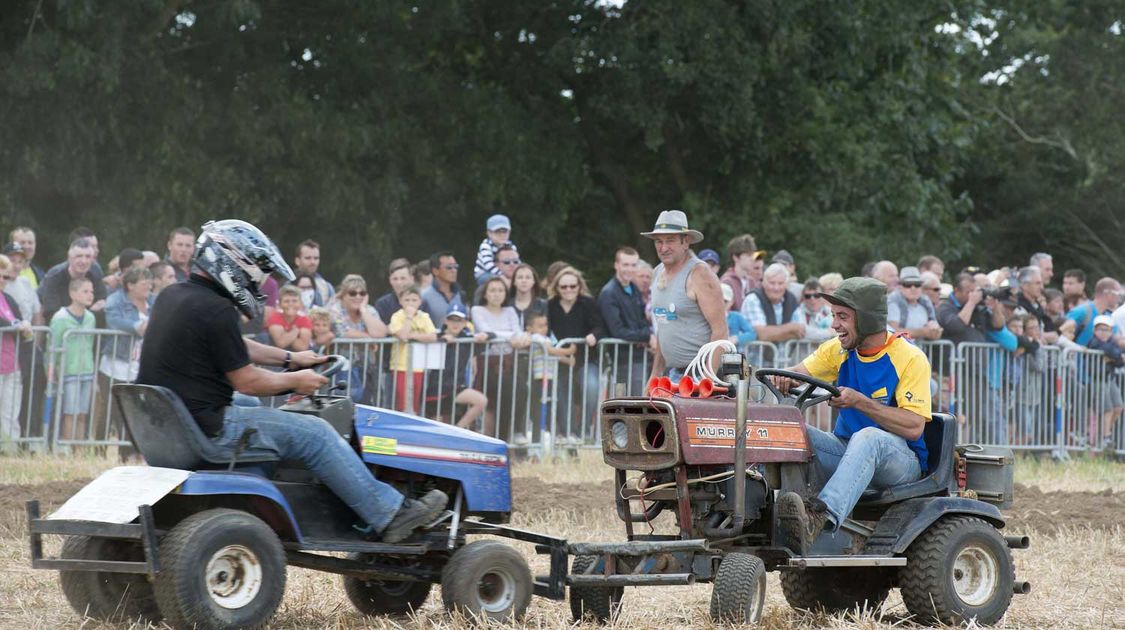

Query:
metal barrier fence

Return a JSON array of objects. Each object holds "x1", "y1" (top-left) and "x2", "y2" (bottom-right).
[{"x1": 3, "y1": 325, "x2": 1122, "y2": 456}]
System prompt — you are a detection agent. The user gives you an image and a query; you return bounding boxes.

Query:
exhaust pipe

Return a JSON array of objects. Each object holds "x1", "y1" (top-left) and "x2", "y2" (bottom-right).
[
  {"x1": 1013, "y1": 581, "x2": 1031, "y2": 594},
  {"x1": 1005, "y1": 535, "x2": 1030, "y2": 549}
]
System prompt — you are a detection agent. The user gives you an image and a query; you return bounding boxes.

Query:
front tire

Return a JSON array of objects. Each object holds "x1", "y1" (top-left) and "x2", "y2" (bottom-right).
[
  {"x1": 59, "y1": 536, "x2": 162, "y2": 622},
  {"x1": 709, "y1": 552, "x2": 767, "y2": 624},
  {"x1": 153, "y1": 509, "x2": 287, "y2": 630},
  {"x1": 440, "y1": 540, "x2": 531, "y2": 621},
  {"x1": 343, "y1": 553, "x2": 432, "y2": 615},
  {"x1": 900, "y1": 515, "x2": 1014, "y2": 626}
]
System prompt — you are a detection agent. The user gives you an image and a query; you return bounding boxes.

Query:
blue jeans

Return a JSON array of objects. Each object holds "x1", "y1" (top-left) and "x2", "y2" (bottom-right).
[
  {"x1": 213, "y1": 405, "x2": 404, "y2": 531},
  {"x1": 806, "y1": 425, "x2": 921, "y2": 529}
]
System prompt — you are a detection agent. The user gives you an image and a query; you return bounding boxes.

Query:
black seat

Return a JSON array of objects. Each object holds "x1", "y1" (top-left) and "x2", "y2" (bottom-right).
[
  {"x1": 855, "y1": 412, "x2": 956, "y2": 506},
  {"x1": 113, "y1": 384, "x2": 279, "y2": 470}
]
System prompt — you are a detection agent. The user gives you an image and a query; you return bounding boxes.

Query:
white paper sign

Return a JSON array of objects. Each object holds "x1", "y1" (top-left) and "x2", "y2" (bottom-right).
[
  {"x1": 48, "y1": 466, "x2": 191, "y2": 524},
  {"x1": 411, "y1": 342, "x2": 446, "y2": 371}
]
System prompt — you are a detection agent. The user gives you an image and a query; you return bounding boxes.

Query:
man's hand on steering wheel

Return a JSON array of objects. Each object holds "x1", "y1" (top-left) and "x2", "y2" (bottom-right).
[
  {"x1": 290, "y1": 370, "x2": 329, "y2": 395},
  {"x1": 769, "y1": 374, "x2": 800, "y2": 396},
  {"x1": 827, "y1": 386, "x2": 867, "y2": 409},
  {"x1": 289, "y1": 350, "x2": 328, "y2": 369}
]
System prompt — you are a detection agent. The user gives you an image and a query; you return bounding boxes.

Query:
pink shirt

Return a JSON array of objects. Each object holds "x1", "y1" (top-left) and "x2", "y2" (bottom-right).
[{"x1": 0, "y1": 296, "x2": 17, "y2": 374}]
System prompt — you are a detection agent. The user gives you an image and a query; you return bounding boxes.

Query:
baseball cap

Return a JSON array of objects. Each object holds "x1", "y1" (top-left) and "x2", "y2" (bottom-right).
[
  {"x1": 446, "y1": 306, "x2": 468, "y2": 320},
  {"x1": 486, "y1": 214, "x2": 511, "y2": 231},
  {"x1": 698, "y1": 248, "x2": 720, "y2": 265},
  {"x1": 771, "y1": 249, "x2": 794, "y2": 266},
  {"x1": 1093, "y1": 315, "x2": 1114, "y2": 329},
  {"x1": 819, "y1": 277, "x2": 888, "y2": 338},
  {"x1": 1, "y1": 242, "x2": 24, "y2": 257}
]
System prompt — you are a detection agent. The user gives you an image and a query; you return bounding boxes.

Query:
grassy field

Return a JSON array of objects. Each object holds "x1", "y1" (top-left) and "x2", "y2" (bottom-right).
[{"x1": 0, "y1": 450, "x2": 1121, "y2": 629}]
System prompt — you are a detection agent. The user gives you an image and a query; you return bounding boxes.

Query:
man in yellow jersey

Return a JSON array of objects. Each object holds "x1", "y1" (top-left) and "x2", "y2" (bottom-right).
[{"x1": 770, "y1": 277, "x2": 932, "y2": 554}]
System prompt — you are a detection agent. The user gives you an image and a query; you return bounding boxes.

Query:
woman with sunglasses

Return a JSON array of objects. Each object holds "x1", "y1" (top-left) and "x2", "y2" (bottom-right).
[
  {"x1": 330, "y1": 275, "x2": 387, "y2": 403},
  {"x1": 547, "y1": 267, "x2": 604, "y2": 444},
  {"x1": 0, "y1": 254, "x2": 33, "y2": 450},
  {"x1": 798, "y1": 278, "x2": 835, "y2": 342}
]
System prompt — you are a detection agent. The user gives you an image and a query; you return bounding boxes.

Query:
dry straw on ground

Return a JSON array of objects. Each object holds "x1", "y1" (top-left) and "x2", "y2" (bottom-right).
[{"x1": 0, "y1": 450, "x2": 1121, "y2": 629}]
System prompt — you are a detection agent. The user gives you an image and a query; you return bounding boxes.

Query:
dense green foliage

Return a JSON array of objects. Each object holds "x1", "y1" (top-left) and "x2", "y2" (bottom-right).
[{"x1": 1, "y1": 1, "x2": 1121, "y2": 289}]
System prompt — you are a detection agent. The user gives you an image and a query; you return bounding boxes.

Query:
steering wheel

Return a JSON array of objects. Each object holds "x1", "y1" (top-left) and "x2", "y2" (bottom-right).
[
  {"x1": 308, "y1": 354, "x2": 349, "y2": 380},
  {"x1": 753, "y1": 368, "x2": 841, "y2": 412}
]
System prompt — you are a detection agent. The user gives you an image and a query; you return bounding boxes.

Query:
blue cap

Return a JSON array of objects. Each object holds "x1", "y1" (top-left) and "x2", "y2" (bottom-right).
[
  {"x1": 486, "y1": 214, "x2": 511, "y2": 231},
  {"x1": 698, "y1": 248, "x2": 720, "y2": 265},
  {"x1": 446, "y1": 306, "x2": 468, "y2": 319}
]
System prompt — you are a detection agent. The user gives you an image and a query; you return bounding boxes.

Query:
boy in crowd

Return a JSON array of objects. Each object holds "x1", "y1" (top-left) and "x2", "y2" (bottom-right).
[
  {"x1": 1087, "y1": 315, "x2": 1123, "y2": 450},
  {"x1": 473, "y1": 214, "x2": 518, "y2": 284},
  {"x1": 388, "y1": 285, "x2": 438, "y2": 413},
  {"x1": 524, "y1": 312, "x2": 576, "y2": 448},
  {"x1": 308, "y1": 306, "x2": 335, "y2": 353},
  {"x1": 48, "y1": 277, "x2": 97, "y2": 442},
  {"x1": 267, "y1": 285, "x2": 312, "y2": 352},
  {"x1": 429, "y1": 307, "x2": 489, "y2": 430}
]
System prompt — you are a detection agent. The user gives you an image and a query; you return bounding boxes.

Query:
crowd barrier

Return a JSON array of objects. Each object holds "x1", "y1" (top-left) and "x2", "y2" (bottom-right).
[{"x1": 2, "y1": 326, "x2": 1122, "y2": 458}]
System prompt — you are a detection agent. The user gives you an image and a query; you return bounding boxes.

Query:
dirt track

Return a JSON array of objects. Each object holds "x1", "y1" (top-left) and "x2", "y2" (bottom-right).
[{"x1": 2, "y1": 478, "x2": 1119, "y2": 536}]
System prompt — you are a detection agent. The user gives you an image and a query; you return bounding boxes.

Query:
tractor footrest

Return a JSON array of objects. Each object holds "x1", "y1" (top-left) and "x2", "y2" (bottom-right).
[
  {"x1": 569, "y1": 573, "x2": 695, "y2": 587},
  {"x1": 568, "y1": 539, "x2": 709, "y2": 556},
  {"x1": 289, "y1": 539, "x2": 429, "y2": 555},
  {"x1": 787, "y1": 555, "x2": 906, "y2": 568}
]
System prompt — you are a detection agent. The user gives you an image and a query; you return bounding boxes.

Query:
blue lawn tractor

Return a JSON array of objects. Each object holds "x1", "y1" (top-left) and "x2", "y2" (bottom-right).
[{"x1": 27, "y1": 356, "x2": 570, "y2": 630}]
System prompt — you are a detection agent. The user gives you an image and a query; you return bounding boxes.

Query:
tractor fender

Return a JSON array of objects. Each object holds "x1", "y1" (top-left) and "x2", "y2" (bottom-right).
[
  {"x1": 172, "y1": 471, "x2": 303, "y2": 542},
  {"x1": 863, "y1": 497, "x2": 1005, "y2": 555}
]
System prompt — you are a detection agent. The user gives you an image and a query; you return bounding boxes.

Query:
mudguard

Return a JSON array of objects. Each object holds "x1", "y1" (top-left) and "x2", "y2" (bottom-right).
[
  {"x1": 863, "y1": 497, "x2": 1005, "y2": 555},
  {"x1": 176, "y1": 471, "x2": 303, "y2": 541},
  {"x1": 353, "y1": 405, "x2": 512, "y2": 514}
]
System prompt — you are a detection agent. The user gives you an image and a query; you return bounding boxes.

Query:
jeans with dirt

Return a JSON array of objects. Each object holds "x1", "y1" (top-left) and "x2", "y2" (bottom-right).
[
  {"x1": 805, "y1": 425, "x2": 922, "y2": 529},
  {"x1": 212, "y1": 404, "x2": 404, "y2": 531}
]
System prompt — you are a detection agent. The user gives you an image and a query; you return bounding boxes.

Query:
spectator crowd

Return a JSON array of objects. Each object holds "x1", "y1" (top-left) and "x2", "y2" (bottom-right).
[{"x1": 2, "y1": 216, "x2": 1124, "y2": 455}]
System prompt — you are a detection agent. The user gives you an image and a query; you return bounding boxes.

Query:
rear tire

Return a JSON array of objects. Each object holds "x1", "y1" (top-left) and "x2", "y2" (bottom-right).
[
  {"x1": 900, "y1": 515, "x2": 1014, "y2": 626},
  {"x1": 440, "y1": 540, "x2": 531, "y2": 621},
  {"x1": 343, "y1": 553, "x2": 432, "y2": 615},
  {"x1": 780, "y1": 567, "x2": 891, "y2": 614},
  {"x1": 59, "y1": 536, "x2": 162, "y2": 622},
  {"x1": 153, "y1": 509, "x2": 287, "y2": 630},
  {"x1": 568, "y1": 555, "x2": 623, "y2": 623},
  {"x1": 709, "y1": 552, "x2": 766, "y2": 624}
]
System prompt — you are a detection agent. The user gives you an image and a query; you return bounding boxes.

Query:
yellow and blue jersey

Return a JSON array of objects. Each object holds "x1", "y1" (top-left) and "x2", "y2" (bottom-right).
[{"x1": 802, "y1": 333, "x2": 933, "y2": 471}]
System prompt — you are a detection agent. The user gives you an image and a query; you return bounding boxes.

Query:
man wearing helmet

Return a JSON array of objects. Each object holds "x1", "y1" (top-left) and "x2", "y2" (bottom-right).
[
  {"x1": 138, "y1": 220, "x2": 446, "y2": 543},
  {"x1": 769, "y1": 277, "x2": 932, "y2": 554}
]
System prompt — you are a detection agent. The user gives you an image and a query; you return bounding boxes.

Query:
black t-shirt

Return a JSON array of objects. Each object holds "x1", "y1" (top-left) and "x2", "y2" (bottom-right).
[
  {"x1": 137, "y1": 276, "x2": 251, "y2": 436},
  {"x1": 38, "y1": 262, "x2": 108, "y2": 317}
]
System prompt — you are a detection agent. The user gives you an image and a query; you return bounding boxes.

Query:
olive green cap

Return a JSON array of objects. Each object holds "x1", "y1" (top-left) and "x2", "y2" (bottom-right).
[{"x1": 818, "y1": 277, "x2": 888, "y2": 338}]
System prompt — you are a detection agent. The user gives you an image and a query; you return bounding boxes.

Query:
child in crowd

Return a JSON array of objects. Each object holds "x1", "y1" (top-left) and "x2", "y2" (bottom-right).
[
  {"x1": 473, "y1": 214, "x2": 518, "y2": 284},
  {"x1": 524, "y1": 312, "x2": 576, "y2": 447},
  {"x1": 1017, "y1": 314, "x2": 1046, "y2": 444},
  {"x1": 721, "y1": 284, "x2": 757, "y2": 346},
  {"x1": 267, "y1": 285, "x2": 312, "y2": 352},
  {"x1": 308, "y1": 306, "x2": 335, "y2": 353},
  {"x1": 428, "y1": 308, "x2": 489, "y2": 430},
  {"x1": 388, "y1": 285, "x2": 438, "y2": 413},
  {"x1": 48, "y1": 277, "x2": 97, "y2": 442},
  {"x1": 1087, "y1": 315, "x2": 1123, "y2": 450}
]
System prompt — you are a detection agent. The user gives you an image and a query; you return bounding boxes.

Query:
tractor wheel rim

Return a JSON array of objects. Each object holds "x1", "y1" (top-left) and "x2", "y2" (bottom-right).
[
  {"x1": 477, "y1": 567, "x2": 516, "y2": 614},
  {"x1": 952, "y1": 543, "x2": 998, "y2": 607},
  {"x1": 205, "y1": 544, "x2": 263, "y2": 609}
]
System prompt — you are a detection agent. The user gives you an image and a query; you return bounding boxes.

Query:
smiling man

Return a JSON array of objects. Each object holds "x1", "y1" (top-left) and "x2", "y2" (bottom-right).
[
  {"x1": 770, "y1": 276, "x2": 932, "y2": 555},
  {"x1": 642, "y1": 210, "x2": 727, "y2": 380}
]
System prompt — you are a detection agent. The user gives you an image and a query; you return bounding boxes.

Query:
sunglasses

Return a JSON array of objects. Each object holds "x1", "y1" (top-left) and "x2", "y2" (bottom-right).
[
  {"x1": 441, "y1": 264, "x2": 460, "y2": 271},
  {"x1": 558, "y1": 284, "x2": 579, "y2": 290},
  {"x1": 901, "y1": 282, "x2": 922, "y2": 288},
  {"x1": 347, "y1": 289, "x2": 368, "y2": 297},
  {"x1": 498, "y1": 259, "x2": 521, "y2": 266},
  {"x1": 924, "y1": 286, "x2": 940, "y2": 292},
  {"x1": 0, "y1": 275, "x2": 14, "y2": 281},
  {"x1": 802, "y1": 293, "x2": 817, "y2": 300}
]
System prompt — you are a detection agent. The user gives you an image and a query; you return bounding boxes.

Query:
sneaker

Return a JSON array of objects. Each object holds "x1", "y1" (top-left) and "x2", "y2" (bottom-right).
[
  {"x1": 776, "y1": 492, "x2": 830, "y2": 555},
  {"x1": 381, "y1": 489, "x2": 449, "y2": 544},
  {"x1": 512, "y1": 433, "x2": 530, "y2": 447}
]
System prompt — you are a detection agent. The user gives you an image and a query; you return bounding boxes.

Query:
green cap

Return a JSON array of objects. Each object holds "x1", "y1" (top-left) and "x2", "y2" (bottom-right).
[{"x1": 818, "y1": 277, "x2": 888, "y2": 338}]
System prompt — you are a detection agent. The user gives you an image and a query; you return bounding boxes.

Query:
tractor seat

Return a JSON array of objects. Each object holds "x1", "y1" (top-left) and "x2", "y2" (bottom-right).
[
  {"x1": 855, "y1": 412, "x2": 956, "y2": 507},
  {"x1": 113, "y1": 384, "x2": 280, "y2": 471}
]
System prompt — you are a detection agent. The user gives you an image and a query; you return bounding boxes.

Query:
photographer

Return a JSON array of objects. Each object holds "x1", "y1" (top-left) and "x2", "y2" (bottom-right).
[{"x1": 937, "y1": 273, "x2": 1007, "y2": 343}]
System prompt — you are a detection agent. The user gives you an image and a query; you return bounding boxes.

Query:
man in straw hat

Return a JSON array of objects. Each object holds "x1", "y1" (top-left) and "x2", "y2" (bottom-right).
[
  {"x1": 769, "y1": 277, "x2": 932, "y2": 555},
  {"x1": 643, "y1": 210, "x2": 728, "y2": 380}
]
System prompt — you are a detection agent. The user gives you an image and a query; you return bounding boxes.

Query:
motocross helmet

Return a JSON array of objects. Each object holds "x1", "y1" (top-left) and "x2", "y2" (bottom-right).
[{"x1": 192, "y1": 219, "x2": 295, "y2": 320}]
